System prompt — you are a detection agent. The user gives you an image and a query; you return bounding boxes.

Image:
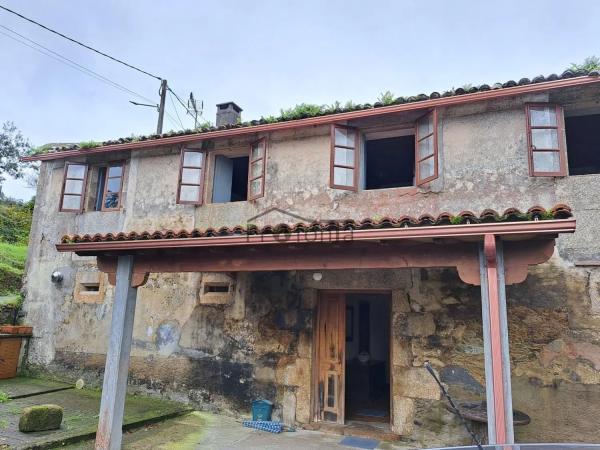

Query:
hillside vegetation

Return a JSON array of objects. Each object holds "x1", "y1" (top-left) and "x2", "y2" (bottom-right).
[{"x1": 0, "y1": 199, "x2": 33, "y2": 297}]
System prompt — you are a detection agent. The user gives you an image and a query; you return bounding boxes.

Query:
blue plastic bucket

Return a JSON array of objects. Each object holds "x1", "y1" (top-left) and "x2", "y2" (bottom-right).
[{"x1": 251, "y1": 399, "x2": 273, "y2": 421}]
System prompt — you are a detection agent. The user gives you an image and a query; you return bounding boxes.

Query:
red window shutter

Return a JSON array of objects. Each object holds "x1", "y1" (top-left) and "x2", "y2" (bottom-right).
[
  {"x1": 60, "y1": 163, "x2": 88, "y2": 212},
  {"x1": 415, "y1": 109, "x2": 439, "y2": 186},
  {"x1": 248, "y1": 138, "x2": 267, "y2": 200},
  {"x1": 177, "y1": 149, "x2": 206, "y2": 205},
  {"x1": 330, "y1": 124, "x2": 359, "y2": 191},
  {"x1": 525, "y1": 103, "x2": 567, "y2": 176}
]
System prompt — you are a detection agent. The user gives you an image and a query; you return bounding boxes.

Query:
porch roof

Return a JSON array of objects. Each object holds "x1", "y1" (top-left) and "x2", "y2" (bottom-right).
[{"x1": 55, "y1": 206, "x2": 575, "y2": 286}]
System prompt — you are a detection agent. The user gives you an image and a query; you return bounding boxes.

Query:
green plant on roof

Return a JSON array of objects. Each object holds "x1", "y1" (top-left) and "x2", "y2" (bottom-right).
[
  {"x1": 261, "y1": 115, "x2": 278, "y2": 124},
  {"x1": 377, "y1": 90, "x2": 395, "y2": 106},
  {"x1": 0, "y1": 391, "x2": 10, "y2": 403},
  {"x1": 569, "y1": 56, "x2": 600, "y2": 73},
  {"x1": 450, "y1": 215, "x2": 464, "y2": 225},
  {"x1": 280, "y1": 103, "x2": 325, "y2": 120},
  {"x1": 78, "y1": 140, "x2": 100, "y2": 149}
]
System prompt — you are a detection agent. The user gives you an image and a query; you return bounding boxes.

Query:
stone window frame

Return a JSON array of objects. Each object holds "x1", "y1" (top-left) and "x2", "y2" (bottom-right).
[
  {"x1": 525, "y1": 103, "x2": 568, "y2": 177},
  {"x1": 59, "y1": 162, "x2": 89, "y2": 212},
  {"x1": 177, "y1": 148, "x2": 207, "y2": 205}
]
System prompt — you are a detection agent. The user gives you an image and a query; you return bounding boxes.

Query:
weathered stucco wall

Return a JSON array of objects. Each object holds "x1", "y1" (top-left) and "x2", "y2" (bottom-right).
[{"x1": 22, "y1": 88, "x2": 600, "y2": 447}]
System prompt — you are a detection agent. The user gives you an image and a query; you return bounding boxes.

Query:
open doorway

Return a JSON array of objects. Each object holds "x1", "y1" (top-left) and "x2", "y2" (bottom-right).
[
  {"x1": 315, "y1": 291, "x2": 391, "y2": 426},
  {"x1": 345, "y1": 293, "x2": 391, "y2": 423}
]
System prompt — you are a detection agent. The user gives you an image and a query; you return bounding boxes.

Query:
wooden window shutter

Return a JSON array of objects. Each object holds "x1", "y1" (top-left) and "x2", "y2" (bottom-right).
[
  {"x1": 177, "y1": 149, "x2": 206, "y2": 204},
  {"x1": 248, "y1": 138, "x2": 267, "y2": 200},
  {"x1": 525, "y1": 103, "x2": 567, "y2": 176},
  {"x1": 415, "y1": 109, "x2": 439, "y2": 185},
  {"x1": 60, "y1": 163, "x2": 88, "y2": 212},
  {"x1": 330, "y1": 124, "x2": 359, "y2": 191}
]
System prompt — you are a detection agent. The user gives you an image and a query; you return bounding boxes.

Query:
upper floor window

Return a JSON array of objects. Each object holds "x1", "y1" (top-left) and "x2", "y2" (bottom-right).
[
  {"x1": 565, "y1": 112, "x2": 600, "y2": 175},
  {"x1": 177, "y1": 149, "x2": 205, "y2": 204},
  {"x1": 329, "y1": 109, "x2": 439, "y2": 191},
  {"x1": 212, "y1": 138, "x2": 267, "y2": 203},
  {"x1": 525, "y1": 104, "x2": 567, "y2": 176},
  {"x1": 101, "y1": 162, "x2": 124, "y2": 210},
  {"x1": 60, "y1": 163, "x2": 88, "y2": 212}
]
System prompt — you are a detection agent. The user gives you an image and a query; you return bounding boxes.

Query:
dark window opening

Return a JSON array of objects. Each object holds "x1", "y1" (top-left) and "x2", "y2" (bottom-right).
[
  {"x1": 365, "y1": 136, "x2": 415, "y2": 189},
  {"x1": 566, "y1": 114, "x2": 600, "y2": 175},
  {"x1": 94, "y1": 167, "x2": 106, "y2": 211},
  {"x1": 212, "y1": 155, "x2": 249, "y2": 203},
  {"x1": 81, "y1": 283, "x2": 100, "y2": 292},
  {"x1": 204, "y1": 283, "x2": 230, "y2": 294}
]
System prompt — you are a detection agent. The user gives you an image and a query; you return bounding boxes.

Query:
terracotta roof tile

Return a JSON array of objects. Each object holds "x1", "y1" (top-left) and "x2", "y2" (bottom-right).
[
  {"x1": 35, "y1": 70, "x2": 600, "y2": 156},
  {"x1": 60, "y1": 205, "x2": 572, "y2": 244}
]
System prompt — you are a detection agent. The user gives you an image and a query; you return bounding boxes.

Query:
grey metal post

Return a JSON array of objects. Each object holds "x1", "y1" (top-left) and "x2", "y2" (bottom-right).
[
  {"x1": 479, "y1": 244, "x2": 496, "y2": 443},
  {"x1": 95, "y1": 255, "x2": 138, "y2": 450},
  {"x1": 496, "y1": 241, "x2": 514, "y2": 442},
  {"x1": 479, "y1": 239, "x2": 514, "y2": 444}
]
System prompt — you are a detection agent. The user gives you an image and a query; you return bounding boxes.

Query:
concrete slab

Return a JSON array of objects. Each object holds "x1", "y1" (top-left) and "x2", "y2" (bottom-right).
[
  {"x1": 0, "y1": 377, "x2": 72, "y2": 399},
  {"x1": 0, "y1": 384, "x2": 191, "y2": 449},
  {"x1": 63, "y1": 412, "x2": 416, "y2": 450}
]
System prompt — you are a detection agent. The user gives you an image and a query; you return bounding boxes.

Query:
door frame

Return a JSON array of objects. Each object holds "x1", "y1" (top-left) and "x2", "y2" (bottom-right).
[{"x1": 311, "y1": 289, "x2": 393, "y2": 425}]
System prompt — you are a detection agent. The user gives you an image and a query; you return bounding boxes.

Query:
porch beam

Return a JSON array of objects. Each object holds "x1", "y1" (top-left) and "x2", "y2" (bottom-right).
[
  {"x1": 479, "y1": 234, "x2": 514, "y2": 444},
  {"x1": 95, "y1": 255, "x2": 138, "y2": 450}
]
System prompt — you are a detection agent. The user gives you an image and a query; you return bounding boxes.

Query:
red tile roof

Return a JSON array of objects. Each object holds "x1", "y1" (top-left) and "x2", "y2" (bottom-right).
[{"x1": 60, "y1": 205, "x2": 572, "y2": 244}]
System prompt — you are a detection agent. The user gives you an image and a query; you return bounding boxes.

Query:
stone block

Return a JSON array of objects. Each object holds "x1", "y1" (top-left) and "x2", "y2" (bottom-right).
[
  {"x1": 282, "y1": 389, "x2": 297, "y2": 426},
  {"x1": 254, "y1": 366, "x2": 275, "y2": 382},
  {"x1": 391, "y1": 396, "x2": 415, "y2": 435},
  {"x1": 297, "y1": 331, "x2": 312, "y2": 358},
  {"x1": 394, "y1": 367, "x2": 441, "y2": 400},
  {"x1": 283, "y1": 358, "x2": 311, "y2": 387},
  {"x1": 19, "y1": 404, "x2": 63, "y2": 432},
  {"x1": 392, "y1": 338, "x2": 413, "y2": 367},
  {"x1": 392, "y1": 290, "x2": 411, "y2": 313},
  {"x1": 403, "y1": 313, "x2": 436, "y2": 337},
  {"x1": 295, "y1": 382, "x2": 311, "y2": 424},
  {"x1": 301, "y1": 288, "x2": 317, "y2": 309}
]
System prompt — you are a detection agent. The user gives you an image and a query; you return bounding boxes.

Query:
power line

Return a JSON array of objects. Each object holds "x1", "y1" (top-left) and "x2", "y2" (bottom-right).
[
  {"x1": 0, "y1": 24, "x2": 157, "y2": 105},
  {"x1": 168, "y1": 90, "x2": 186, "y2": 130},
  {"x1": 167, "y1": 87, "x2": 196, "y2": 118},
  {"x1": 0, "y1": 3, "x2": 162, "y2": 81}
]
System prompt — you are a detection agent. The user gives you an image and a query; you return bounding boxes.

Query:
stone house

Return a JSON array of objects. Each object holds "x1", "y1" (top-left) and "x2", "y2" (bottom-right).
[{"x1": 22, "y1": 70, "x2": 600, "y2": 448}]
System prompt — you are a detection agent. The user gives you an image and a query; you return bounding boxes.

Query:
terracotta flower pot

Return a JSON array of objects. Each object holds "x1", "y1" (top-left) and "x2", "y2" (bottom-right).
[{"x1": 0, "y1": 325, "x2": 20, "y2": 334}]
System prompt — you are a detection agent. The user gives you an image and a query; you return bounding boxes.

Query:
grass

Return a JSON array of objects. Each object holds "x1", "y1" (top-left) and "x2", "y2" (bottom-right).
[
  {"x1": 0, "y1": 242, "x2": 26, "y2": 296},
  {"x1": 0, "y1": 391, "x2": 10, "y2": 403}
]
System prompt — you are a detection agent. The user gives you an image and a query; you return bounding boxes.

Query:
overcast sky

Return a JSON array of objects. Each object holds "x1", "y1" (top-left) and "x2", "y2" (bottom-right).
[{"x1": 1, "y1": 0, "x2": 599, "y2": 200}]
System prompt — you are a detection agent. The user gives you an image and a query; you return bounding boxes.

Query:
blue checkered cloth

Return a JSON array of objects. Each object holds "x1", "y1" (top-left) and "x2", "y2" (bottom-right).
[{"x1": 242, "y1": 420, "x2": 283, "y2": 433}]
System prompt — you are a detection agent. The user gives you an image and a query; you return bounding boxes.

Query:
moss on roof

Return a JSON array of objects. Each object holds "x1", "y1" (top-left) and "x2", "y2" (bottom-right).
[{"x1": 31, "y1": 69, "x2": 600, "y2": 156}]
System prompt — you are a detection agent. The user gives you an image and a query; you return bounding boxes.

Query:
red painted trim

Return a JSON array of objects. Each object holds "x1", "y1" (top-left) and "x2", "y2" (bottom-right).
[
  {"x1": 24, "y1": 76, "x2": 600, "y2": 162},
  {"x1": 55, "y1": 218, "x2": 575, "y2": 253},
  {"x1": 484, "y1": 234, "x2": 507, "y2": 443},
  {"x1": 176, "y1": 148, "x2": 206, "y2": 205},
  {"x1": 330, "y1": 124, "x2": 359, "y2": 191},
  {"x1": 525, "y1": 103, "x2": 567, "y2": 177}
]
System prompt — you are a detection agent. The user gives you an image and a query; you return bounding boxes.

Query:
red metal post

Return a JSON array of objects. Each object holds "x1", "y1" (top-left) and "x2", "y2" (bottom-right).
[{"x1": 483, "y1": 234, "x2": 507, "y2": 443}]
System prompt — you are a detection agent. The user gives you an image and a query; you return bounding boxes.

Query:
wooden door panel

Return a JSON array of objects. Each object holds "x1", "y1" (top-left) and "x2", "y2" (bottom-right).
[{"x1": 316, "y1": 292, "x2": 345, "y2": 424}]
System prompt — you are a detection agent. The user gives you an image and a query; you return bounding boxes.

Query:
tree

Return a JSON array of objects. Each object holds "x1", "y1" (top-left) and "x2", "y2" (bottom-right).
[
  {"x1": 0, "y1": 122, "x2": 31, "y2": 185},
  {"x1": 569, "y1": 56, "x2": 600, "y2": 72}
]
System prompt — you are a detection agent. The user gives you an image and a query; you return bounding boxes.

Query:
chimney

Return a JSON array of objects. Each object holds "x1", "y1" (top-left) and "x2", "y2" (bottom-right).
[{"x1": 216, "y1": 102, "x2": 242, "y2": 127}]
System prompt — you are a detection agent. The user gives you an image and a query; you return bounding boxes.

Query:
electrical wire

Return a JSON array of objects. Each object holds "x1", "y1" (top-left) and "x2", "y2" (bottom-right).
[
  {"x1": 0, "y1": 3, "x2": 162, "y2": 81},
  {"x1": 167, "y1": 87, "x2": 197, "y2": 118},
  {"x1": 168, "y1": 90, "x2": 186, "y2": 130},
  {"x1": 0, "y1": 24, "x2": 157, "y2": 105}
]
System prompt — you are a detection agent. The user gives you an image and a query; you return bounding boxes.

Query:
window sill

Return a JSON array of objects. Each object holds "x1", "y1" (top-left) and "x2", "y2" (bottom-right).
[{"x1": 362, "y1": 186, "x2": 418, "y2": 195}]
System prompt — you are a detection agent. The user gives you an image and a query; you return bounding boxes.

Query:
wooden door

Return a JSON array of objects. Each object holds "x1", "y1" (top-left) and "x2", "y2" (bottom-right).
[{"x1": 315, "y1": 292, "x2": 345, "y2": 424}]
